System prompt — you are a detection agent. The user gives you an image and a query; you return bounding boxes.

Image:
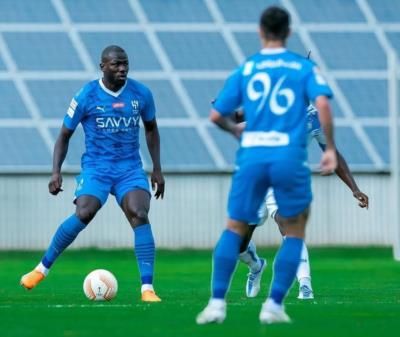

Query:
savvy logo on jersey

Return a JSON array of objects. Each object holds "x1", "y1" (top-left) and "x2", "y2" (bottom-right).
[{"x1": 95, "y1": 115, "x2": 140, "y2": 131}]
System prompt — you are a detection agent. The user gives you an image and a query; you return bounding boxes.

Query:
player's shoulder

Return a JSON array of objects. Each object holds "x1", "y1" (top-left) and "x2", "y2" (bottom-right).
[
  {"x1": 285, "y1": 50, "x2": 315, "y2": 70},
  {"x1": 74, "y1": 80, "x2": 99, "y2": 101},
  {"x1": 126, "y1": 78, "x2": 152, "y2": 96}
]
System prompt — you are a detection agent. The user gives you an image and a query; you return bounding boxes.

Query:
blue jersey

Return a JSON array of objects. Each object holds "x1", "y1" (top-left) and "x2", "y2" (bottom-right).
[
  {"x1": 307, "y1": 104, "x2": 326, "y2": 150},
  {"x1": 213, "y1": 48, "x2": 332, "y2": 163},
  {"x1": 64, "y1": 78, "x2": 155, "y2": 170}
]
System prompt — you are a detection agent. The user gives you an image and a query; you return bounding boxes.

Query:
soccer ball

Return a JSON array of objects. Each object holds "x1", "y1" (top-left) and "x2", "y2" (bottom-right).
[{"x1": 83, "y1": 269, "x2": 118, "y2": 301}]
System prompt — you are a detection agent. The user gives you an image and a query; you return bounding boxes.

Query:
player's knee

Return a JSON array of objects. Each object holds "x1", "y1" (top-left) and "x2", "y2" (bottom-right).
[
  {"x1": 127, "y1": 208, "x2": 149, "y2": 227},
  {"x1": 75, "y1": 206, "x2": 98, "y2": 224}
]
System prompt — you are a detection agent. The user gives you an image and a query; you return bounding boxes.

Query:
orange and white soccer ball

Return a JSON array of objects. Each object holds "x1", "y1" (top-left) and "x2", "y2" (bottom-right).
[{"x1": 83, "y1": 269, "x2": 118, "y2": 301}]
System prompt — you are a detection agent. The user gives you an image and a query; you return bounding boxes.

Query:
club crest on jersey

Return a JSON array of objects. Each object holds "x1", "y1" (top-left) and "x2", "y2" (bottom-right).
[{"x1": 131, "y1": 100, "x2": 139, "y2": 112}]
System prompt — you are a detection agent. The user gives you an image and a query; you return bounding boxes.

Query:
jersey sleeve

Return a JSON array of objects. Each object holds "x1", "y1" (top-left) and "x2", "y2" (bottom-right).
[
  {"x1": 141, "y1": 87, "x2": 156, "y2": 122},
  {"x1": 306, "y1": 65, "x2": 333, "y2": 101},
  {"x1": 212, "y1": 67, "x2": 243, "y2": 116},
  {"x1": 63, "y1": 87, "x2": 87, "y2": 130}
]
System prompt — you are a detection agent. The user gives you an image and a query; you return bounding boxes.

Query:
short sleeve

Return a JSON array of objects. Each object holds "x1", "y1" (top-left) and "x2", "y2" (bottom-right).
[
  {"x1": 141, "y1": 87, "x2": 156, "y2": 122},
  {"x1": 63, "y1": 87, "x2": 87, "y2": 130},
  {"x1": 306, "y1": 66, "x2": 333, "y2": 102},
  {"x1": 212, "y1": 67, "x2": 243, "y2": 116}
]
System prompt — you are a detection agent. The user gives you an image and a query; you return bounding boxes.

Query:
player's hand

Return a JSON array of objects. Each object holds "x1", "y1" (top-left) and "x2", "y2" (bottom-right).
[
  {"x1": 233, "y1": 122, "x2": 245, "y2": 139},
  {"x1": 151, "y1": 169, "x2": 165, "y2": 199},
  {"x1": 48, "y1": 172, "x2": 63, "y2": 195},
  {"x1": 320, "y1": 148, "x2": 337, "y2": 175},
  {"x1": 353, "y1": 190, "x2": 369, "y2": 209}
]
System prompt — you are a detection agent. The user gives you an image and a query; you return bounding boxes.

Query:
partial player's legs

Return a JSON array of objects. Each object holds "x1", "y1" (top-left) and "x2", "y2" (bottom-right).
[
  {"x1": 259, "y1": 210, "x2": 308, "y2": 324},
  {"x1": 196, "y1": 219, "x2": 247, "y2": 324},
  {"x1": 239, "y1": 239, "x2": 267, "y2": 298},
  {"x1": 296, "y1": 242, "x2": 313, "y2": 299},
  {"x1": 121, "y1": 189, "x2": 160, "y2": 302},
  {"x1": 20, "y1": 196, "x2": 101, "y2": 290}
]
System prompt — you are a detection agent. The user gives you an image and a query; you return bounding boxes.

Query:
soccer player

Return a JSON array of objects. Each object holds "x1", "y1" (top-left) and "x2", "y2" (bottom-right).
[
  {"x1": 20, "y1": 45, "x2": 164, "y2": 302},
  {"x1": 196, "y1": 6, "x2": 337, "y2": 324},
  {"x1": 239, "y1": 105, "x2": 369, "y2": 300}
]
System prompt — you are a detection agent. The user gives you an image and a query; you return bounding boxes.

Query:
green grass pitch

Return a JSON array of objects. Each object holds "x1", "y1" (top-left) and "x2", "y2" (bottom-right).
[{"x1": 1, "y1": 248, "x2": 399, "y2": 337}]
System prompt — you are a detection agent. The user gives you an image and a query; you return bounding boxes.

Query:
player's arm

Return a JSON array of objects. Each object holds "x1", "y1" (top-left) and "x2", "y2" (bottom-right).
[
  {"x1": 48, "y1": 125, "x2": 74, "y2": 195},
  {"x1": 334, "y1": 150, "x2": 369, "y2": 208},
  {"x1": 143, "y1": 118, "x2": 164, "y2": 199},
  {"x1": 314, "y1": 96, "x2": 337, "y2": 174},
  {"x1": 210, "y1": 109, "x2": 244, "y2": 139},
  {"x1": 211, "y1": 67, "x2": 244, "y2": 138}
]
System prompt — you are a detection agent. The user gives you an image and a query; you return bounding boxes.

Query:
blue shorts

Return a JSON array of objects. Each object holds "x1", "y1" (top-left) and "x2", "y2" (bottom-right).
[
  {"x1": 227, "y1": 160, "x2": 312, "y2": 223},
  {"x1": 74, "y1": 167, "x2": 150, "y2": 206}
]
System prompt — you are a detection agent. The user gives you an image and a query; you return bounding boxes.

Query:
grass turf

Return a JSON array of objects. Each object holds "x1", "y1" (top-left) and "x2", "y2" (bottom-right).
[{"x1": 1, "y1": 248, "x2": 399, "y2": 337}]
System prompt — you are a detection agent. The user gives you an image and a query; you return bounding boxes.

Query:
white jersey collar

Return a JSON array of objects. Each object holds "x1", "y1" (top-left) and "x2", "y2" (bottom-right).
[
  {"x1": 99, "y1": 78, "x2": 127, "y2": 97},
  {"x1": 260, "y1": 47, "x2": 287, "y2": 55}
]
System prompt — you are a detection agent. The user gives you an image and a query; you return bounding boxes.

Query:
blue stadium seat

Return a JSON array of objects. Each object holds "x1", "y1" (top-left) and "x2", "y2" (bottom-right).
[
  {"x1": 50, "y1": 127, "x2": 85, "y2": 167},
  {"x1": 140, "y1": 127, "x2": 216, "y2": 170},
  {"x1": 307, "y1": 127, "x2": 373, "y2": 168},
  {"x1": 311, "y1": 32, "x2": 387, "y2": 70},
  {"x1": 367, "y1": 0, "x2": 400, "y2": 23},
  {"x1": 63, "y1": 0, "x2": 137, "y2": 22},
  {"x1": 336, "y1": 80, "x2": 388, "y2": 117},
  {"x1": 293, "y1": 0, "x2": 366, "y2": 22},
  {"x1": 385, "y1": 33, "x2": 400, "y2": 59},
  {"x1": 0, "y1": 0, "x2": 391, "y2": 172},
  {"x1": 140, "y1": 80, "x2": 188, "y2": 118},
  {"x1": 80, "y1": 32, "x2": 162, "y2": 70},
  {"x1": 27, "y1": 80, "x2": 87, "y2": 119},
  {"x1": 0, "y1": 81, "x2": 30, "y2": 118},
  {"x1": 183, "y1": 80, "x2": 224, "y2": 117},
  {"x1": 3, "y1": 33, "x2": 84, "y2": 71},
  {"x1": 157, "y1": 32, "x2": 237, "y2": 70},
  {"x1": 216, "y1": 0, "x2": 279, "y2": 22},
  {"x1": 0, "y1": 56, "x2": 7, "y2": 70},
  {"x1": 140, "y1": 0, "x2": 212, "y2": 22},
  {"x1": 207, "y1": 126, "x2": 239, "y2": 165},
  {"x1": 364, "y1": 126, "x2": 389, "y2": 165},
  {"x1": 0, "y1": 0, "x2": 59, "y2": 23},
  {"x1": 234, "y1": 32, "x2": 307, "y2": 58},
  {"x1": 0, "y1": 128, "x2": 52, "y2": 166}
]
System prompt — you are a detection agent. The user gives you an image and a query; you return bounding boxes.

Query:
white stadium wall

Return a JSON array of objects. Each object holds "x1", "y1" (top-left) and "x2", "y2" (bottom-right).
[{"x1": 0, "y1": 173, "x2": 393, "y2": 249}]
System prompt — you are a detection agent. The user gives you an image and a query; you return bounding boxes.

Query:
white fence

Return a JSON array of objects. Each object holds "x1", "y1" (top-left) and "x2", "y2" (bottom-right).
[{"x1": 0, "y1": 173, "x2": 393, "y2": 250}]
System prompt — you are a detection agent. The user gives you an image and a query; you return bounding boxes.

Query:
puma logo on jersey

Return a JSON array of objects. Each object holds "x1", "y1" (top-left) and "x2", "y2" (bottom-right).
[{"x1": 96, "y1": 106, "x2": 105, "y2": 112}]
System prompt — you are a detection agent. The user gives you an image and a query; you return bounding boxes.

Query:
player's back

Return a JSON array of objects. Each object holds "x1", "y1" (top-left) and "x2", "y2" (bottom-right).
[{"x1": 239, "y1": 49, "x2": 315, "y2": 163}]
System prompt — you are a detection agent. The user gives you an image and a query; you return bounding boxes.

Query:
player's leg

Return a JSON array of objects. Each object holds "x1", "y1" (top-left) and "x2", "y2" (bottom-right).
[
  {"x1": 21, "y1": 171, "x2": 108, "y2": 290},
  {"x1": 239, "y1": 227, "x2": 267, "y2": 298},
  {"x1": 197, "y1": 162, "x2": 269, "y2": 324},
  {"x1": 239, "y1": 188, "x2": 276, "y2": 297},
  {"x1": 296, "y1": 242, "x2": 313, "y2": 299},
  {"x1": 275, "y1": 212, "x2": 314, "y2": 299},
  {"x1": 196, "y1": 219, "x2": 248, "y2": 324},
  {"x1": 120, "y1": 188, "x2": 160, "y2": 302},
  {"x1": 259, "y1": 160, "x2": 311, "y2": 324},
  {"x1": 20, "y1": 195, "x2": 102, "y2": 289}
]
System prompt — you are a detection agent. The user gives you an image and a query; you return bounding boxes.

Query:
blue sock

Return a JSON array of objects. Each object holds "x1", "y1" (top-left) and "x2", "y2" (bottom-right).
[
  {"x1": 134, "y1": 224, "x2": 155, "y2": 285},
  {"x1": 269, "y1": 237, "x2": 303, "y2": 304},
  {"x1": 212, "y1": 229, "x2": 243, "y2": 299},
  {"x1": 41, "y1": 214, "x2": 86, "y2": 268}
]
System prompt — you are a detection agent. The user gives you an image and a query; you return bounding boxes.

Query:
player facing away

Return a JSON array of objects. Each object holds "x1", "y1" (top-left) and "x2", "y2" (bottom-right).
[
  {"x1": 239, "y1": 105, "x2": 369, "y2": 300},
  {"x1": 196, "y1": 6, "x2": 337, "y2": 324},
  {"x1": 20, "y1": 45, "x2": 165, "y2": 302}
]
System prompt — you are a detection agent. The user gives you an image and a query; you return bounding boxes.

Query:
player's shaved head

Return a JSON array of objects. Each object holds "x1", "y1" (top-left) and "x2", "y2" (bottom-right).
[
  {"x1": 259, "y1": 6, "x2": 290, "y2": 41},
  {"x1": 101, "y1": 45, "x2": 127, "y2": 62}
]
